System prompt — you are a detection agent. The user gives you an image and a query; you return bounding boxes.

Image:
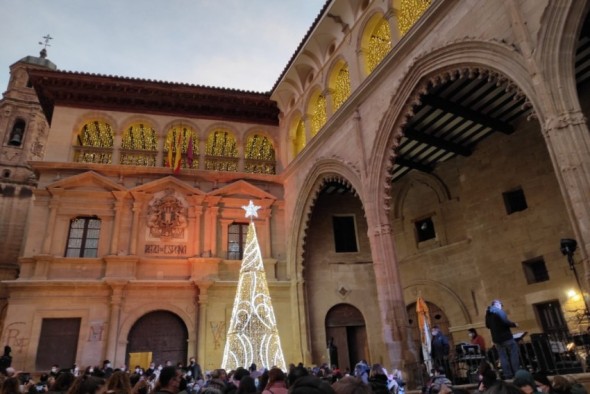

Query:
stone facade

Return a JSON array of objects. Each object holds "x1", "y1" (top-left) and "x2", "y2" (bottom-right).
[{"x1": 0, "y1": 0, "x2": 590, "y2": 378}]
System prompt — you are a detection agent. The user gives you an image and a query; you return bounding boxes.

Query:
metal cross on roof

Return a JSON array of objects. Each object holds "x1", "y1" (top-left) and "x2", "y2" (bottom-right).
[{"x1": 39, "y1": 34, "x2": 53, "y2": 50}]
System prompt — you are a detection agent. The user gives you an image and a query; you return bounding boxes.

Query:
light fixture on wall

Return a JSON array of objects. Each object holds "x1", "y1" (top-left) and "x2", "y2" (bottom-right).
[{"x1": 561, "y1": 238, "x2": 590, "y2": 318}]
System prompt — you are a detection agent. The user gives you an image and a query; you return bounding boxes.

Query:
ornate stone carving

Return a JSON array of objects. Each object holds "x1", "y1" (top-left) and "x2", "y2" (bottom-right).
[
  {"x1": 147, "y1": 189, "x2": 188, "y2": 239},
  {"x1": 544, "y1": 111, "x2": 587, "y2": 133}
]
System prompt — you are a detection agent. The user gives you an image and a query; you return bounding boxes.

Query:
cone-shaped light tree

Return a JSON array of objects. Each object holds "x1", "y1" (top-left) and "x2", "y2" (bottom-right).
[{"x1": 221, "y1": 200, "x2": 286, "y2": 370}]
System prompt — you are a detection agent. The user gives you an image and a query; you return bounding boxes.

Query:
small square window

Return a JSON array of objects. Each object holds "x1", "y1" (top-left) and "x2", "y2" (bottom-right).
[
  {"x1": 415, "y1": 217, "x2": 435, "y2": 242},
  {"x1": 522, "y1": 257, "x2": 549, "y2": 284},
  {"x1": 332, "y1": 216, "x2": 358, "y2": 253},
  {"x1": 503, "y1": 188, "x2": 527, "y2": 214}
]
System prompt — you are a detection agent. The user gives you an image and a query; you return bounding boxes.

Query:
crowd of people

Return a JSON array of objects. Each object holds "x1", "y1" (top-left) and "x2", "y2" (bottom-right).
[{"x1": 0, "y1": 358, "x2": 404, "y2": 394}]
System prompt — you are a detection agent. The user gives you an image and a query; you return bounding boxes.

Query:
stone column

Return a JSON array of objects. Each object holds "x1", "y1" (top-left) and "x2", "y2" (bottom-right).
[
  {"x1": 196, "y1": 281, "x2": 212, "y2": 368},
  {"x1": 112, "y1": 134, "x2": 122, "y2": 165},
  {"x1": 364, "y1": 201, "x2": 415, "y2": 368},
  {"x1": 323, "y1": 89, "x2": 334, "y2": 119},
  {"x1": 542, "y1": 111, "x2": 590, "y2": 279},
  {"x1": 42, "y1": 191, "x2": 62, "y2": 254},
  {"x1": 105, "y1": 282, "x2": 126, "y2": 366},
  {"x1": 129, "y1": 193, "x2": 144, "y2": 255},
  {"x1": 110, "y1": 192, "x2": 126, "y2": 255},
  {"x1": 199, "y1": 138, "x2": 206, "y2": 170}
]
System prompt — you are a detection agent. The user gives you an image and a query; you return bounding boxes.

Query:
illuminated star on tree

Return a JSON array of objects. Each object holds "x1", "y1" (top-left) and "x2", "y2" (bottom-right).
[{"x1": 242, "y1": 200, "x2": 261, "y2": 219}]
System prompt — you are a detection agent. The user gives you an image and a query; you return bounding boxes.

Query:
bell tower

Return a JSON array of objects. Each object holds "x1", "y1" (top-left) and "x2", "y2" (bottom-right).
[{"x1": 0, "y1": 39, "x2": 57, "y2": 270}]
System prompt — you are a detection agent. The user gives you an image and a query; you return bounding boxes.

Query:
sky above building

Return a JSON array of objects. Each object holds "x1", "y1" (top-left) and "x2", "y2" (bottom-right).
[{"x1": 0, "y1": 0, "x2": 325, "y2": 93}]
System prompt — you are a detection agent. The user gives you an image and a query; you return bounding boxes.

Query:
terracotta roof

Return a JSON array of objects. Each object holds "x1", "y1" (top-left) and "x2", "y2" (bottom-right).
[{"x1": 28, "y1": 69, "x2": 280, "y2": 126}]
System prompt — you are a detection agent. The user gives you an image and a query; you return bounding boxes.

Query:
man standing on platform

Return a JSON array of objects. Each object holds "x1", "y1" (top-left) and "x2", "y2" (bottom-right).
[
  {"x1": 431, "y1": 325, "x2": 451, "y2": 379},
  {"x1": 485, "y1": 299, "x2": 520, "y2": 379},
  {"x1": 187, "y1": 357, "x2": 203, "y2": 382}
]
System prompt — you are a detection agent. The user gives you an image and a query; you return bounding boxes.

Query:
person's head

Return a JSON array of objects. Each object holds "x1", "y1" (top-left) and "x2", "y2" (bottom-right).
[
  {"x1": 533, "y1": 373, "x2": 551, "y2": 393},
  {"x1": 248, "y1": 363, "x2": 257, "y2": 373},
  {"x1": 189, "y1": 357, "x2": 196, "y2": 364},
  {"x1": 492, "y1": 300, "x2": 503, "y2": 309},
  {"x1": 468, "y1": 328, "x2": 478, "y2": 338},
  {"x1": 369, "y1": 364, "x2": 385, "y2": 378},
  {"x1": 289, "y1": 375, "x2": 335, "y2": 394},
  {"x1": 106, "y1": 370, "x2": 132, "y2": 393},
  {"x1": 231, "y1": 367, "x2": 249, "y2": 387},
  {"x1": 236, "y1": 375, "x2": 256, "y2": 393},
  {"x1": 51, "y1": 371, "x2": 76, "y2": 392},
  {"x1": 2, "y1": 347, "x2": 10, "y2": 357},
  {"x1": 2, "y1": 377, "x2": 20, "y2": 394},
  {"x1": 68, "y1": 375, "x2": 106, "y2": 394},
  {"x1": 157, "y1": 366, "x2": 181, "y2": 393},
  {"x1": 263, "y1": 367, "x2": 284, "y2": 388},
  {"x1": 206, "y1": 379, "x2": 226, "y2": 392},
  {"x1": 551, "y1": 376, "x2": 572, "y2": 394},
  {"x1": 331, "y1": 376, "x2": 371, "y2": 394},
  {"x1": 479, "y1": 369, "x2": 497, "y2": 392},
  {"x1": 431, "y1": 325, "x2": 440, "y2": 336},
  {"x1": 485, "y1": 381, "x2": 522, "y2": 394},
  {"x1": 513, "y1": 370, "x2": 537, "y2": 394},
  {"x1": 288, "y1": 365, "x2": 309, "y2": 387}
]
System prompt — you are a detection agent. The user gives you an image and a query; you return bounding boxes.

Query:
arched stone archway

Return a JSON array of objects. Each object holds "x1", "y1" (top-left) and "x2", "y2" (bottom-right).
[{"x1": 126, "y1": 310, "x2": 188, "y2": 367}]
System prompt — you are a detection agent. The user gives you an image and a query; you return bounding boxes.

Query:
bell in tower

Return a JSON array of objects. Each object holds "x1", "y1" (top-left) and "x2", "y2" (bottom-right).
[{"x1": 8, "y1": 120, "x2": 25, "y2": 146}]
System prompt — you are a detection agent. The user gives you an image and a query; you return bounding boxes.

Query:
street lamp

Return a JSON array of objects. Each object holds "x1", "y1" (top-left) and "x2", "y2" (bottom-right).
[{"x1": 560, "y1": 238, "x2": 590, "y2": 318}]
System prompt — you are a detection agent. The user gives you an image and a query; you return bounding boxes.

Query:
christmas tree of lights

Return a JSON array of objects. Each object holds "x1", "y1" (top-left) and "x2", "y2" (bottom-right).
[{"x1": 221, "y1": 200, "x2": 286, "y2": 371}]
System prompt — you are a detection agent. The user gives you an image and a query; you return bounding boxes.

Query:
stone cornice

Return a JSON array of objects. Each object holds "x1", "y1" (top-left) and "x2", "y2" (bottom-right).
[{"x1": 28, "y1": 69, "x2": 280, "y2": 126}]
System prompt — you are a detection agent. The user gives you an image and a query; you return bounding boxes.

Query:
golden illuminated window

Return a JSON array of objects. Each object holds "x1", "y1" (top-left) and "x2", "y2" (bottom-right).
[
  {"x1": 330, "y1": 64, "x2": 351, "y2": 112},
  {"x1": 74, "y1": 120, "x2": 114, "y2": 164},
  {"x1": 163, "y1": 125, "x2": 199, "y2": 170},
  {"x1": 244, "y1": 134, "x2": 276, "y2": 174},
  {"x1": 310, "y1": 94, "x2": 327, "y2": 137},
  {"x1": 293, "y1": 118, "x2": 306, "y2": 157},
  {"x1": 398, "y1": 0, "x2": 431, "y2": 36},
  {"x1": 366, "y1": 18, "x2": 392, "y2": 73},
  {"x1": 205, "y1": 128, "x2": 238, "y2": 172},
  {"x1": 120, "y1": 122, "x2": 158, "y2": 166}
]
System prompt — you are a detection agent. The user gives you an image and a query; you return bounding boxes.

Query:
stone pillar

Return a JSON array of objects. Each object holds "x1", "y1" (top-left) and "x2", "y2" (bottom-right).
[
  {"x1": 156, "y1": 132, "x2": 165, "y2": 167},
  {"x1": 364, "y1": 201, "x2": 415, "y2": 368},
  {"x1": 292, "y1": 277, "x2": 311, "y2": 364},
  {"x1": 542, "y1": 111, "x2": 590, "y2": 280},
  {"x1": 196, "y1": 281, "x2": 212, "y2": 368},
  {"x1": 129, "y1": 193, "x2": 144, "y2": 255},
  {"x1": 42, "y1": 191, "x2": 62, "y2": 254},
  {"x1": 323, "y1": 89, "x2": 334, "y2": 119},
  {"x1": 105, "y1": 282, "x2": 126, "y2": 365},
  {"x1": 199, "y1": 138, "x2": 207, "y2": 170},
  {"x1": 112, "y1": 134, "x2": 122, "y2": 165},
  {"x1": 110, "y1": 192, "x2": 126, "y2": 255},
  {"x1": 237, "y1": 143, "x2": 245, "y2": 172}
]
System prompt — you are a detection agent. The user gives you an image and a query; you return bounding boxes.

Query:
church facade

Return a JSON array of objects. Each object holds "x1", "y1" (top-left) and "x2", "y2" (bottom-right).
[{"x1": 1, "y1": 0, "x2": 590, "y2": 377}]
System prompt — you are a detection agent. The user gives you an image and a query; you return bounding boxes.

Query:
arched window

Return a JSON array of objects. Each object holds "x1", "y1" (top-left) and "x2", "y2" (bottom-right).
[
  {"x1": 292, "y1": 117, "x2": 306, "y2": 157},
  {"x1": 361, "y1": 15, "x2": 392, "y2": 74},
  {"x1": 8, "y1": 119, "x2": 26, "y2": 147},
  {"x1": 65, "y1": 216, "x2": 101, "y2": 258},
  {"x1": 120, "y1": 122, "x2": 158, "y2": 166},
  {"x1": 308, "y1": 91, "x2": 327, "y2": 137},
  {"x1": 205, "y1": 128, "x2": 238, "y2": 171},
  {"x1": 244, "y1": 133, "x2": 276, "y2": 174},
  {"x1": 163, "y1": 125, "x2": 199, "y2": 170},
  {"x1": 398, "y1": 0, "x2": 431, "y2": 36},
  {"x1": 228, "y1": 222, "x2": 249, "y2": 260},
  {"x1": 329, "y1": 62, "x2": 351, "y2": 112},
  {"x1": 74, "y1": 120, "x2": 114, "y2": 164}
]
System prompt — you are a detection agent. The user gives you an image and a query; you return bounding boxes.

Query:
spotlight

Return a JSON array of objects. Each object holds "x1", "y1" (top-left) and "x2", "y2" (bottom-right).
[{"x1": 561, "y1": 238, "x2": 577, "y2": 257}]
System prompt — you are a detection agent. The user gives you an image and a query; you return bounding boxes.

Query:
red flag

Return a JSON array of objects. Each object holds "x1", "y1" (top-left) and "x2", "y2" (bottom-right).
[
  {"x1": 173, "y1": 130, "x2": 183, "y2": 174},
  {"x1": 187, "y1": 135, "x2": 194, "y2": 168}
]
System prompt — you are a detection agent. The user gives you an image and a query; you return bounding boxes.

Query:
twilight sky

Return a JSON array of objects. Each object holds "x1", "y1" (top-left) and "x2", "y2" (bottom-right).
[{"x1": 0, "y1": 0, "x2": 325, "y2": 93}]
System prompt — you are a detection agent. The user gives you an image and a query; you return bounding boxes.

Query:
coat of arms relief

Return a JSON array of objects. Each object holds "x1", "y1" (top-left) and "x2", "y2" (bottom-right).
[{"x1": 147, "y1": 189, "x2": 188, "y2": 240}]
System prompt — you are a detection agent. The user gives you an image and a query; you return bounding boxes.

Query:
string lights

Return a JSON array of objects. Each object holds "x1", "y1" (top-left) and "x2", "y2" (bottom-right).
[{"x1": 221, "y1": 201, "x2": 286, "y2": 371}]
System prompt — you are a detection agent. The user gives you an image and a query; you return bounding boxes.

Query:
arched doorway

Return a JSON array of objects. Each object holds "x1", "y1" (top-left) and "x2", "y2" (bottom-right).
[
  {"x1": 126, "y1": 310, "x2": 188, "y2": 367},
  {"x1": 325, "y1": 303, "x2": 368, "y2": 372}
]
